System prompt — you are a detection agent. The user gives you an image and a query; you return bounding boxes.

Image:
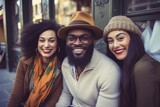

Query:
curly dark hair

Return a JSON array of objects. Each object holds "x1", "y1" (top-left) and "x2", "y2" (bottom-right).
[
  {"x1": 21, "y1": 19, "x2": 66, "y2": 62},
  {"x1": 106, "y1": 31, "x2": 145, "y2": 107}
]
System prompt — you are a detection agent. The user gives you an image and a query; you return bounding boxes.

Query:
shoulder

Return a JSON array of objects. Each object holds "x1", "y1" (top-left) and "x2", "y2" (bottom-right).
[
  {"x1": 94, "y1": 50, "x2": 121, "y2": 81},
  {"x1": 96, "y1": 52, "x2": 121, "y2": 93},
  {"x1": 61, "y1": 57, "x2": 70, "y2": 67},
  {"x1": 18, "y1": 57, "x2": 33, "y2": 65},
  {"x1": 97, "y1": 51, "x2": 120, "y2": 72},
  {"x1": 134, "y1": 53, "x2": 160, "y2": 75},
  {"x1": 135, "y1": 54, "x2": 155, "y2": 70},
  {"x1": 16, "y1": 57, "x2": 33, "y2": 74},
  {"x1": 60, "y1": 57, "x2": 71, "y2": 74},
  {"x1": 93, "y1": 49, "x2": 118, "y2": 66},
  {"x1": 18, "y1": 57, "x2": 26, "y2": 66}
]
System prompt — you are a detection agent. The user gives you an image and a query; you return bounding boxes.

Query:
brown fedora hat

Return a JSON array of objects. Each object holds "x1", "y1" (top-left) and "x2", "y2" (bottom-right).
[{"x1": 58, "y1": 11, "x2": 103, "y2": 40}]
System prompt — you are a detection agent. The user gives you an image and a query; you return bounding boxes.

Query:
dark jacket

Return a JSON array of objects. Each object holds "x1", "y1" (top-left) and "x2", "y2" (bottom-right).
[{"x1": 134, "y1": 54, "x2": 160, "y2": 107}]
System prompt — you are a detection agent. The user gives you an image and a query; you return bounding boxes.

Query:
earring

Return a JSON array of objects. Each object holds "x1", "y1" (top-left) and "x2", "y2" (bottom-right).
[{"x1": 35, "y1": 48, "x2": 38, "y2": 53}]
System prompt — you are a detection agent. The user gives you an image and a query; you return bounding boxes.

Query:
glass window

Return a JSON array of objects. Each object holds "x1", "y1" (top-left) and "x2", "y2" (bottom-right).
[
  {"x1": 135, "y1": 21, "x2": 154, "y2": 32},
  {"x1": 127, "y1": 0, "x2": 160, "y2": 13},
  {"x1": 54, "y1": 0, "x2": 91, "y2": 25},
  {"x1": 33, "y1": 0, "x2": 42, "y2": 22}
]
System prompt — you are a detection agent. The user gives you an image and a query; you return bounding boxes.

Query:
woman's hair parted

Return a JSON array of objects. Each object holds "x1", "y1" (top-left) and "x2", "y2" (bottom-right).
[{"x1": 21, "y1": 19, "x2": 66, "y2": 61}]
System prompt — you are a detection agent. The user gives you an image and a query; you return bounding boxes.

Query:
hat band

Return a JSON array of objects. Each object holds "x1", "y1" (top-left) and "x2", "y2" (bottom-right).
[{"x1": 69, "y1": 20, "x2": 90, "y2": 25}]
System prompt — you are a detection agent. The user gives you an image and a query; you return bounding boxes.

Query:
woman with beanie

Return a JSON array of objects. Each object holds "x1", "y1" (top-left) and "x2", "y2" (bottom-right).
[
  {"x1": 7, "y1": 19, "x2": 66, "y2": 107},
  {"x1": 103, "y1": 16, "x2": 145, "y2": 107}
]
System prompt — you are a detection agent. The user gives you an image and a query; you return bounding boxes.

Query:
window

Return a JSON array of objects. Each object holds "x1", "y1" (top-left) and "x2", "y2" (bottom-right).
[
  {"x1": 127, "y1": 0, "x2": 160, "y2": 13},
  {"x1": 122, "y1": 0, "x2": 160, "y2": 22}
]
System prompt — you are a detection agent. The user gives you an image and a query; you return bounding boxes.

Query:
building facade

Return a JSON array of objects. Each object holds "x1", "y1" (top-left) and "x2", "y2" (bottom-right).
[{"x1": 1, "y1": 0, "x2": 160, "y2": 71}]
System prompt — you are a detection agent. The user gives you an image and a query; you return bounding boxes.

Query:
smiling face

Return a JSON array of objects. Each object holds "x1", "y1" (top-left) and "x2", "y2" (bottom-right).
[
  {"x1": 66, "y1": 28, "x2": 95, "y2": 66},
  {"x1": 38, "y1": 30, "x2": 58, "y2": 62},
  {"x1": 107, "y1": 30, "x2": 131, "y2": 60}
]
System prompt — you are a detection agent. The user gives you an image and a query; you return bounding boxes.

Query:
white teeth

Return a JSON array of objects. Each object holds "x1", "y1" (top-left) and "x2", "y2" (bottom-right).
[
  {"x1": 114, "y1": 49, "x2": 124, "y2": 54},
  {"x1": 43, "y1": 49, "x2": 51, "y2": 53},
  {"x1": 116, "y1": 50, "x2": 123, "y2": 53},
  {"x1": 73, "y1": 48, "x2": 83, "y2": 54}
]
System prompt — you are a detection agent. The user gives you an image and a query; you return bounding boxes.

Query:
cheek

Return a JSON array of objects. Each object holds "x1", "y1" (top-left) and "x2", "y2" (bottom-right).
[
  {"x1": 125, "y1": 36, "x2": 131, "y2": 48},
  {"x1": 51, "y1": 43, "x2": 58, "y2": 51},
  {"x1": 66, "y1": 42, "x2": 70, "y2": 46},
  {"x1": 124, "y1": 40, "x2": 130, "y2": 50},
  {"x1": 37, "y1": 43, "x2": 42, "y2": 52},
  {"x1": 51, "y1": 43, "x2": 57, "y2": 47},
  {"x1": 37, "y1": 42, "x2": 42, "y2": 47},
  {"x1": 108, "y1": 44, "x2": 113, "y2": 52}
]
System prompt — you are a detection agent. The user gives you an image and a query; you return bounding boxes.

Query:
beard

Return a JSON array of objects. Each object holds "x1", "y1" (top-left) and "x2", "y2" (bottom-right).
[{"x1": 66, "y1": 43, "x2": 94, "y2": 66}]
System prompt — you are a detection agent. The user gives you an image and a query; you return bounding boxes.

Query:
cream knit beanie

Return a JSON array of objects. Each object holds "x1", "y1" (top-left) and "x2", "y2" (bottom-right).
[{"x1": 103, "y1": 15, "x2": 141, "y2": 42}]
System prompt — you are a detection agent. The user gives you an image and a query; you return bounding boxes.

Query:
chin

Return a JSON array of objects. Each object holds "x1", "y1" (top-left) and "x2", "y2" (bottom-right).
[
  {"x1": 73, "y1": 53, "x2": 85, "y2": 59},
  {"x1": 116, "y1": 56, "x2": 126, "y2": 60},
  {"x1": 42, "y1": 55, "x2": 52, "y2": 58}
]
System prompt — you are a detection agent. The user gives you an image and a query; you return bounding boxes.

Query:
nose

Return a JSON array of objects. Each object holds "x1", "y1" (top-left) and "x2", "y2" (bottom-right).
[
  {"x1": 44, "y1": 41, "x2": 49, "y2": 47},
  {"x1": 113, "y1": 41, "x2": 119, "y2": 48}
]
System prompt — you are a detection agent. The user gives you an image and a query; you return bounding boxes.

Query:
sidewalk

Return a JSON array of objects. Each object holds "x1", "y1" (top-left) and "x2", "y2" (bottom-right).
[{"x1": 0, "y1": 69, "x2": 16, "y2": 107}]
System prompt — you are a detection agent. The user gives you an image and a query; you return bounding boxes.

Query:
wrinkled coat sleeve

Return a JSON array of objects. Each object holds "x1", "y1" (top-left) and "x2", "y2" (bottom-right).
[{"x1": 7, "y1": 57, "x2": 27, "y2": 107}]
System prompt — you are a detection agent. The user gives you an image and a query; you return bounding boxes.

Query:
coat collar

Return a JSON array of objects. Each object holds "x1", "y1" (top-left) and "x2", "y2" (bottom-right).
[{"x1": 23, "y1": 57, "x2": 34, "y2": 65}]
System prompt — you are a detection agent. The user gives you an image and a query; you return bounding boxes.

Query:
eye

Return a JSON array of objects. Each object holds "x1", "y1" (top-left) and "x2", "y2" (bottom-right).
[
  {"x1": 117, "y1": 34, "x2": 125, "y2": 41},
  {"x1": 39, "y1": 39, "x2": 45, "y2": 43},
  {"x1": 81, "y1": 35, "x2": 90, "y2": 41},
  {"x1": 49, "y1": 39, "x2": 56, "y2": 43},
  {"x1": 67, "y1": 36, "x2": 76, "y2": 41},
  {"x1": 107, "y1": 38, "x2": 113, "y2": 44},
  {"x1": 117, "y1": 36, "x2": 124, "y2": 41}
]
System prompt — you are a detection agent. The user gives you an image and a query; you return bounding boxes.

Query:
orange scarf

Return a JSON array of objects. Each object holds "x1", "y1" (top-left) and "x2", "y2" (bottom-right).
[{"x1": 25, "y1": 55, "x2": 58, "y2": 107}]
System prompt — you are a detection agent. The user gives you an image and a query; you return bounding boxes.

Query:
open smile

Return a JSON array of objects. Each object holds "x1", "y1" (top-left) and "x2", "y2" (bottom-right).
[
  {"x1": 114, "y1": 49, "x2": 124, "y2": 55},
  {"x1": 73, "y1": 48, "x2": 84, "y2": 54},
  {"x1": 42, "y1": 49, "x2": 52, "y2": 54}
]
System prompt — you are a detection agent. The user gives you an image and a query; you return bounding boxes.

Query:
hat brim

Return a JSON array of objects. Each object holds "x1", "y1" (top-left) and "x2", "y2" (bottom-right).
[{"x1": 58, "y1": 24, "x2": 103, "y2": 40}]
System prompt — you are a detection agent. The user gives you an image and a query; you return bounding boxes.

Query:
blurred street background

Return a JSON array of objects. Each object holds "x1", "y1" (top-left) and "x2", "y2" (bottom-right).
[{"x1": 0, "y1": 0, "x2": 160, "y2": 106}]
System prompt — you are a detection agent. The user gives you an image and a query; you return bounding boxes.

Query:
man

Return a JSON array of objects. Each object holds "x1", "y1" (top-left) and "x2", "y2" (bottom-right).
[{"x1": 56, "y1": 11, "x2": 121, "y2": 107}]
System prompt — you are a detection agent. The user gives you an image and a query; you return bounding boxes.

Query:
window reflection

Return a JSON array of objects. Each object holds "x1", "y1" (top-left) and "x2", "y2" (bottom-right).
[
  {"x1": 135, "y1": 21, "x2": 155, "y2": 32},
  {"x1": 127, "y1": 0, "x2": 160, "y2": 13}
]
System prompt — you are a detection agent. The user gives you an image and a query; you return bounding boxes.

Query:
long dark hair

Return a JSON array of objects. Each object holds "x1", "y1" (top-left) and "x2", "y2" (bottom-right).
[
  {"x1": 21, "y1": 19, "x2": 66, "y2": 62},
  {"x1": 106, "y1": 31, "x2": 145, "y2": 107}
]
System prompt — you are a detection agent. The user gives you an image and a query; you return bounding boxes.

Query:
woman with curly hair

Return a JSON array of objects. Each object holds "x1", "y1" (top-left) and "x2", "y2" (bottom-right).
[{"x1": 7, "y1": 19, "x2": 66, "y2": 107}]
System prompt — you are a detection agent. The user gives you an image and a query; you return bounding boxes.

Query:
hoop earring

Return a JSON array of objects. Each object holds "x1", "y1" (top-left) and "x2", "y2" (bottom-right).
[{"x1": 35, "y1": 48, "x2": 38, "y2": 53}]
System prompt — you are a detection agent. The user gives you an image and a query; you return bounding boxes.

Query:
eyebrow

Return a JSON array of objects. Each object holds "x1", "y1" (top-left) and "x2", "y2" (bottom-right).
[
  {"x1": 116, "y1": 33, "x2": 125, "y2": 37},
  {"x1": 39, "y1": 36, "x2": 56, "y2": 38},
  {"x1": 68, "y1": 33, "x2": 91, "y2": 37},
  {"x1": 107, "y1": 32, "x2": 125, "y2": 39}
]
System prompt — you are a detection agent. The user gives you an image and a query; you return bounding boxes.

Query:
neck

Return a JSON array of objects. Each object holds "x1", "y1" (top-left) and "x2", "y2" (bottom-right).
[
  {"x1": 42, "y1": 57, "x2": 50, "y2": 64},
  {"x1": 76, "y1": 65, "x2": 85, "y2": 76}
]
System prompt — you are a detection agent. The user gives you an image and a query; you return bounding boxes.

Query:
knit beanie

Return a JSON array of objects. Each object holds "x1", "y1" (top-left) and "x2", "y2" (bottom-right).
[{"x1": 103, "y1": 15, "x2": 142, "y2": 42}]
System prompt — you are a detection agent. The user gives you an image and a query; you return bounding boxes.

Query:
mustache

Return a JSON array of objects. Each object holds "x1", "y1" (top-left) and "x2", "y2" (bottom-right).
[{"x1": 70, "y1": 45, "x2": 87, "y2": 50}]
